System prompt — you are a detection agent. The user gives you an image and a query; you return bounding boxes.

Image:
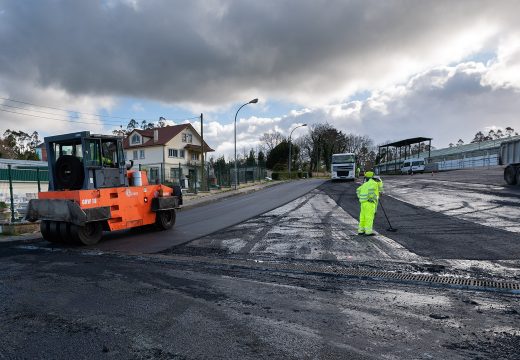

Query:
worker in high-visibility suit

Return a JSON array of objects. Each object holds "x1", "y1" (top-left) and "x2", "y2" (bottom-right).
[
  {"x1": 356, "y1": 171, "x2": 380, "y2": 236},
  {"x1": 373, "y1": 175, "x2": 384, "y2": 198}
]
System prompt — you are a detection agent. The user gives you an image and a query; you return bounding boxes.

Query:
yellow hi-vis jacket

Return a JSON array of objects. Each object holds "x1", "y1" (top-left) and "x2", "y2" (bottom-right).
[{"x1": 356, "y1": 178, "x2": 380, "y2": 203}]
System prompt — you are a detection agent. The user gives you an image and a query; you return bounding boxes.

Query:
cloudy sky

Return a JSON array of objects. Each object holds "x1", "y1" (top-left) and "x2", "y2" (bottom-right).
[{"x1": 1, "y1": 0, "x2": 519, "y2": 158}]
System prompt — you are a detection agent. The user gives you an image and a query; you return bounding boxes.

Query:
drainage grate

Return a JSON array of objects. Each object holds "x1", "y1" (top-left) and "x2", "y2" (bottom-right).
[
  {"x1": 14, "y1": 245, "x2": 520, "y2": 293},
  {"x1": 179, "y1": 256, "x2": 520, "y2": 293}
]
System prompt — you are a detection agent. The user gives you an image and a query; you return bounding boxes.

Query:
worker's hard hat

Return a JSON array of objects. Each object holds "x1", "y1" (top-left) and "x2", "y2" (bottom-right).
[{"x1": 365, "y1": 171, "x2": 374, "y2": 178}]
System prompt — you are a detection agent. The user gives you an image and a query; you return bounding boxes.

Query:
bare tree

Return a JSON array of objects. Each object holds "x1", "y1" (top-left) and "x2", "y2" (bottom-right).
[
  {"x1": 259, "y1": 131, "x2": 285, "y2": 154},
  {"x1": 343, "y1": 134, "x2": 372, "y2": 154}
]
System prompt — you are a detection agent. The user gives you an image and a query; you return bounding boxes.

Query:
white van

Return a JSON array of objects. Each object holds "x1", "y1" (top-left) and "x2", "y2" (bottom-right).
[{"x1": 401, "y1": 158, "x2": 425, "y2": 174}]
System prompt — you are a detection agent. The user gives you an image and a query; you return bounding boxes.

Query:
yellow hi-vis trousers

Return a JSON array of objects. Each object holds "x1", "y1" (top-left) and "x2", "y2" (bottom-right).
[{"x1": 358, "y1": 201, "x2": 376, "y2": 234}]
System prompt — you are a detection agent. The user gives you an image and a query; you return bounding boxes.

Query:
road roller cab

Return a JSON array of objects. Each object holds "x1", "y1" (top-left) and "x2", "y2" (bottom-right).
[{"x1": 26, "y1": 131, "x2": 181, "y2": 245}]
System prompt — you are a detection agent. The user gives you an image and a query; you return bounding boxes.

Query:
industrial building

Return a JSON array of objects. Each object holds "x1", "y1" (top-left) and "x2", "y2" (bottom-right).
[{"x1": 376, "y1": 135, "x2": 520, "y2": 174}]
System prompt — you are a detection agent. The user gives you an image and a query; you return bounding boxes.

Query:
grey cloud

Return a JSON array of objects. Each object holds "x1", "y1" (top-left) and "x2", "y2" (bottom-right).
[
  {"x1": 240, "y1": 62, "x2": 520, "y2": 152},
  {"x1": 1, "y1": 0, "x2": 519, "y2": 106},
  {"x1": 347, "y1": 65, "x2": 520, "y2": 147}
]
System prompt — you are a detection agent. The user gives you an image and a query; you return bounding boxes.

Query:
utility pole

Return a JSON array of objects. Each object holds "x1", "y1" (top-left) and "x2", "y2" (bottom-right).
[{"x1": 200, "y1": 113, "x2": 205, "y2": 191}]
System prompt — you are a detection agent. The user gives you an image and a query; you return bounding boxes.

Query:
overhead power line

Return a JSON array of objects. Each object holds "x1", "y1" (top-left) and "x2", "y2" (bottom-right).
[
  {"x1": 0, "y1": 103, "x2": 123, "y2": 124},
  {"x1": 0, "y1": 108, "x2": 117, "y2": 126},
  {"x1": 0, "y1": 96, "x2": 201, "y2": 124}
]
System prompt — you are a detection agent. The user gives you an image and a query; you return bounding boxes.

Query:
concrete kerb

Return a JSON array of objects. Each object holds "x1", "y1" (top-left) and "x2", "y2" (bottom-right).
[
  {"x1": 0, "y1": 180, "x2": 289, "y2": 244},
  {"x1": 0, "y1": 232, "x2": 42, "y2": 245}
]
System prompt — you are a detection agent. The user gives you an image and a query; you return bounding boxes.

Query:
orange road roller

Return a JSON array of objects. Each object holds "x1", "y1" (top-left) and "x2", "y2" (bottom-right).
[{"x1": 26, "y1": 131, "x2": 182, "y2": 245}]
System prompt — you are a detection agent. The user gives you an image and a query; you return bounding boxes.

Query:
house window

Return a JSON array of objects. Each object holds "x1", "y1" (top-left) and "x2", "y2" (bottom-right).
[
  {"x1": 139, "y1": 149, "x2": 145, "y2": 159},
  {"x1": 131, "y1": 134, "x2": 140, "y2": 145},
  {"x1": 170, "y1": 168, "x2": 180, "y2": 180},
  {"x1": 179, "y1": 150, "x2": 185, "y2": 158},
  {"x1": 150, "y1": 167, "x2": 159, "y2": 182},
  {"x1": 191, "y1": 153, "x2": 199, "y2": 161},
  {"x1": 182, "y1": 133, "x2": 193, "y2": 143},
  {"x1": 133, "y1": 150, "x2": 138, "y2": 160},
  {"x1": 168, "y1": 148, "x2": 178, "y2": 158}
]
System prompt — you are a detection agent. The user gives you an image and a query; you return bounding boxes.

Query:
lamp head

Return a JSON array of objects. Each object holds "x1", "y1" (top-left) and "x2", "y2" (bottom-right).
[{"x1": 249, "y1": 98, "x2": 259, "y2": 104}]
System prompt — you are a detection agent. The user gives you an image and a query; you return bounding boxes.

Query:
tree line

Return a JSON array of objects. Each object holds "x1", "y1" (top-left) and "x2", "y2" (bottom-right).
[
  {"x1": 449, "y1": 126, "x2": 518, "y2": 147},
  {"x1": 112, "y1": 118, "x2": 168, "y2": 137},
  {"x1": 0, "y1": 130, "x2": 40, "y2": 160},
  {"x1": 259, "y1": 123, "x2": 377, "y2": 173}
]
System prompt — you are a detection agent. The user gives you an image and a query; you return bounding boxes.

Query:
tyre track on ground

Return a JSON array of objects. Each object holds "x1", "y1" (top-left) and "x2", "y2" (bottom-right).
[{"x1": 237, "y1": 193, "x2": 315, "y2": 254}]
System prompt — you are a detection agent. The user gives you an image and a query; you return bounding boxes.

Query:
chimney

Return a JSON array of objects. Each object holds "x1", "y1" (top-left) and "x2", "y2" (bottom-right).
[{"x1": 154, "y1": 129, "x2": 159, "y2": 143}]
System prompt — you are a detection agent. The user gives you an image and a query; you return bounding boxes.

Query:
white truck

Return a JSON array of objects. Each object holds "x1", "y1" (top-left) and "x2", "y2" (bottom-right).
[
  {"x1": 331, "y1": 153, "x2": 356, "y2": 180},
  {"x1": 500, "y1": 139, "x2": 520, "y2": 185}
]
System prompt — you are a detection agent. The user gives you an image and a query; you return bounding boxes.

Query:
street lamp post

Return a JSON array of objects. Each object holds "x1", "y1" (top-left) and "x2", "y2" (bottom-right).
[
  {"x1": 288, "y1": 124, "x2": 307, "y2": 180},
  {"x1": 234, "y1": 98, "x2": 258, "y2": 190}
]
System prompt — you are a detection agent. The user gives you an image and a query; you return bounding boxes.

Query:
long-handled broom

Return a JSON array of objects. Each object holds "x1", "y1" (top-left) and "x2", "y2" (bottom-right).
[{"x1": 379, "y1": 197, "x2": 397, "y2": 232}]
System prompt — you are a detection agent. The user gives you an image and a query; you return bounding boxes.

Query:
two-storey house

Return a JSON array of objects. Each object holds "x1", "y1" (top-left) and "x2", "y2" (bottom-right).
[{"x1": 123, "y1": 124, "x2": 214, "y2": 188}]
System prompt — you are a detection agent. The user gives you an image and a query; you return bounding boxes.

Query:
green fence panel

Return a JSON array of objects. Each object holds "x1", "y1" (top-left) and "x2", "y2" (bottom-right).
[{"x1": 0, "y1": 168, "x2": 49, "y2": 182}]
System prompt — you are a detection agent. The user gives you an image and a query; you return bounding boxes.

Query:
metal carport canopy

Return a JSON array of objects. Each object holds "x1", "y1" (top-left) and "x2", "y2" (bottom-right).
[
  {"x1": 381, "y1": 137, "x2": 432, "y2": 148},
  {"x1": 377, "y1": 137, "x2": 433, "y2": 174}
]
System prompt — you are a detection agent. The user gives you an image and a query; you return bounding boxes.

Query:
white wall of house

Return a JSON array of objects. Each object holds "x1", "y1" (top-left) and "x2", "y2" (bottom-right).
[
  {"x1": 163, "y1": 128, "x2": 202, "y2": 167},
  {"x1": 126, "y1": 146, "x2": 164, "y2": 167}
]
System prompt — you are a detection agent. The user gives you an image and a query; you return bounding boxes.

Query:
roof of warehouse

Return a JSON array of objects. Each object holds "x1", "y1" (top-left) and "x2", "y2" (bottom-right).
[
  {"x1": 379, "y1": 137, "x2": 433, "y2": 148},
  {"x1": 377, "y1": 135, "x2": 520, "y2": 165},
  {"x1": 0, "y1": 158, "x2": 47, "y2": 167}
]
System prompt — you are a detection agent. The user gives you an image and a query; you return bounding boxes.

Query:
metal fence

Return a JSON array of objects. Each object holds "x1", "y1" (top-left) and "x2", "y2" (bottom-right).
[
  {"x1": 134, "y1": 162, "x2": 266, "y2": 193},
  {"x1": 435, "y1": 154, "x2": 499, "y2": 171},
  {"x1": 0, "y1": 164, "x2": 49, "y2": 223},
  {"x1": 0, "y1": 161, "x2": 267, "y2": 223}
]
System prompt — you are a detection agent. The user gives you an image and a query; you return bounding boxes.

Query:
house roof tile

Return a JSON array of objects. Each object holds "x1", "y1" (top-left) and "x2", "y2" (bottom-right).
[{"x1": 123, "y1": 124, "x2": 214, "y2": 151}]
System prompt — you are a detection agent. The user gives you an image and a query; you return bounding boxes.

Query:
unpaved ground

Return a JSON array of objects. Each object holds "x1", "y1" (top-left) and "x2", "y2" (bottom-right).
[{"x1": 1, "y1": 168, "x2": 519, "y2": 359}]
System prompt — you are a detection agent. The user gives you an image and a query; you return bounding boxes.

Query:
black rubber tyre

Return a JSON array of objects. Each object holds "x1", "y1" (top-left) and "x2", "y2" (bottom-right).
[
  {"x1": 58, "y1": 222, "x2": 79, "y2": 244},
  {"x1": 504, "y1": 165, "x2": 517, "y2": 185},
  {"x1": 76, "y1": 222, "x2": 103, "y2": 246},
  {"x1": 55, "y1": 155, "x2": 84, "y2": 190},
  {"x1": 68, "y1": 224, "x2": 81, "y2": 244},
  {"x1": 48, "y1": 221, "x2": 64, "y2": 243},
  {"x1": 59, "y1": 221, "x2": 70, "y2": 244},
  {"x1": 40, "y1": 220, "x2": 59, "y2": 243},
  {"x1": 155, "y1": 210, "x2": 176, "y2": 230}
]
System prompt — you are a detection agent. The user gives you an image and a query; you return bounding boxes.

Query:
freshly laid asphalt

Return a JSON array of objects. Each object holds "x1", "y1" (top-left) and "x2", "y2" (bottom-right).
[
  {"x1": 321, "y1": 179, "x2": 520, "y2": 260},
  {"x1": 87, "y1": 178, "x2": 325, "y2": 254}
]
